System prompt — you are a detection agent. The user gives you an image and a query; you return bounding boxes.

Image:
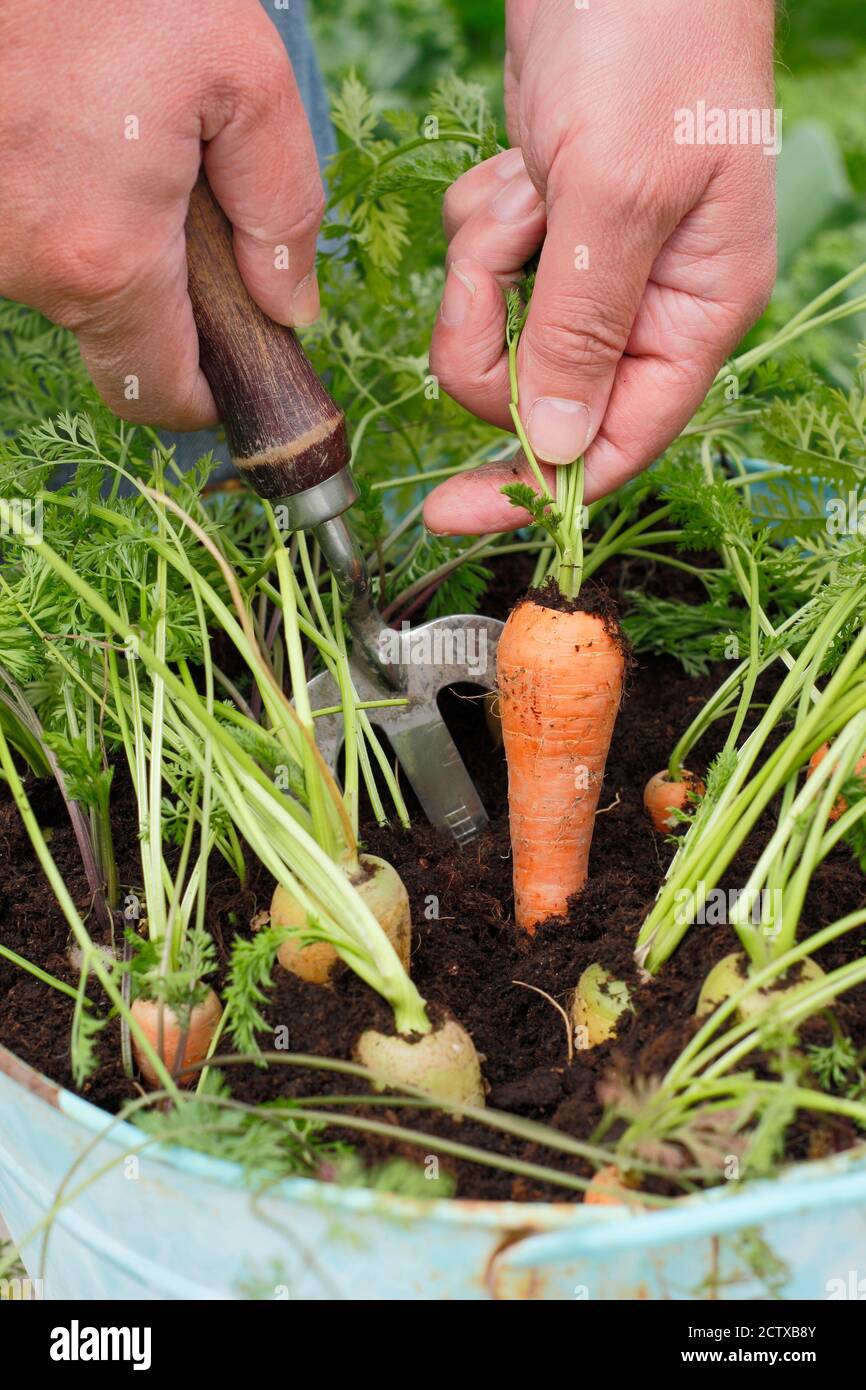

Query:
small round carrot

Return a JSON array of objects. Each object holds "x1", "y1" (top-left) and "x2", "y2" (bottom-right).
[
  {"x1": 644, "y1": 769, "x2": 704, "y2": 833},
  {"x1": 272, "y1": 853, "x2": 411, "y2": 985},
  {"x1": 584, "y1": 1164, "x2": 641, "y2": 1207},
  {"x1": 808, "y1": 742, "x2": 866, "y2": 822},
  {"x1": 131, "y1": 989, "x2": 222, "y2": 1088},
  {"x1": 497, "y1": 597, "x2": 625, "y2": 932},
  {"x1": 355, "y1": 1015, "x2": 485, "y2": 1107},
  {"x1": 696, "y1": 951, "x2": 824, "y2": 1021},
  {"x1": 571, "y1": 963, "x2": 632, "y2": 1049}
]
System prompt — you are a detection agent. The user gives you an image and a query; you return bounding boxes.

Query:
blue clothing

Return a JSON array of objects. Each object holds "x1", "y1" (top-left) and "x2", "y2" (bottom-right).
[{"x1": 269, "y1": 0, "x2": 335, "y2": 168}]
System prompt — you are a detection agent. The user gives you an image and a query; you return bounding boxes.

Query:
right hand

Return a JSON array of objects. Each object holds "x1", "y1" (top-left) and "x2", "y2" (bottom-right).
[
  {"x1": 0, "y1": 0, "x2": 325, "y2": 428},
  {"x1": 425, "y1": 0, "x2": 776, "y2": 533}
]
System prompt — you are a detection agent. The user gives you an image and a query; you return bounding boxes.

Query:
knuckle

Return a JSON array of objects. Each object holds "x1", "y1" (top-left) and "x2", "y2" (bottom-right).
[
  {"x1": 35, "y1": 229, "x2": 137, "y2": 325},
  {"x1": 555, "y1": 139, "x2": 676, "y2": 235},
  {"x1": 285, "y1": 185, "x2": 326, "y2": 243},
  {"x1": 228, "y1": 39, "x2": 294, "y2": 122},
  {"x1": 430, "y1": 326, "x2": 506, "y2": 415},
  {"x1": 254, "y1": 39, "x2": 294, "y2": 99},
  {"x1": 528, "y1": 298, "x2": 629, "y2": 376},
  {"x1": 245, "y1": 185, "x2": 324, "y2": 256},
  {"x1": 606, "y1": 168, "x2": 669, "y2": 227}
]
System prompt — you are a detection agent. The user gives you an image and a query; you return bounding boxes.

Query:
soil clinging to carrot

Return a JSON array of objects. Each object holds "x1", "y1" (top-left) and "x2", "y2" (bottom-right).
[{"x1": 526, "y1": 574, "x2": 627, "y2": 635}]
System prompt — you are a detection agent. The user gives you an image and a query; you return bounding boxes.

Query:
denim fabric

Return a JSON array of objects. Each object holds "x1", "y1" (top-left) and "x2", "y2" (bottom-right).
[{"x1": 267, "y1": 0, "x2": 335, "y2": 168}]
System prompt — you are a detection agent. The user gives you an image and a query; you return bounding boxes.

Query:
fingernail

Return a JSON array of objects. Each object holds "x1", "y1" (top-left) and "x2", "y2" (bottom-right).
[
  {"x1": 440, "y1": 260, "x2": 476, "y2": 326},
  {"x1": 526, "y1": 398, "x2": 591, "y2": 464},
  {"x1": 494, "y1": 147, "x2": 525, "y2": 180},
  {"x1": 291, "y1": 272, "x2": 320, "y2": 327},
  {"x1": 491, "y1": 175, "x2": 543, "y2": 224}
]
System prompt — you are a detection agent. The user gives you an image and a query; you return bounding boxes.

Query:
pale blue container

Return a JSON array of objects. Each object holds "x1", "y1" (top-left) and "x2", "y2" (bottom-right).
[{"x1": 2, "y1": 1045, "x2": 866, "y2": 1300}]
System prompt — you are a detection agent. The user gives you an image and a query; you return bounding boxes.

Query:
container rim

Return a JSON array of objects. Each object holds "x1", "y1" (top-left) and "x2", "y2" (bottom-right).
[{"x1": 3, "y1": 1041, "x2": 866, "y2": 1241}]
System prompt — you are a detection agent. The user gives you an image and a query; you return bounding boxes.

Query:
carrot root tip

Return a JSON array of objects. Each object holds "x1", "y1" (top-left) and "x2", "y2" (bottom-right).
[
  {"x1": 273, "y1": 853, "x2": 411, "y2": 984},
  {"x1": 643, "y1": 769, "x2": 704, "y2": 833}
]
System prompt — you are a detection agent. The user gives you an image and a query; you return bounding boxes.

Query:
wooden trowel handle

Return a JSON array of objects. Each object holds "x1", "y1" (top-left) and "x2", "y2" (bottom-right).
[{"x1": 184, "y1": 173, "x2": 349, "y2": 501}]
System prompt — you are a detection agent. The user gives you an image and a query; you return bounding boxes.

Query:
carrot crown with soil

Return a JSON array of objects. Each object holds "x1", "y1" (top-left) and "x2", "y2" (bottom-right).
[{"x1": 497, "y1": 280, "x2": 625, "y2": 932}]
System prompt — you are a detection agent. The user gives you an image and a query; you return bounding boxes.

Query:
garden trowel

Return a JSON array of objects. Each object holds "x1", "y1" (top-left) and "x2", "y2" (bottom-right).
[{"x1": 184, "y1": 173, "x2": 502, "y2": 844}]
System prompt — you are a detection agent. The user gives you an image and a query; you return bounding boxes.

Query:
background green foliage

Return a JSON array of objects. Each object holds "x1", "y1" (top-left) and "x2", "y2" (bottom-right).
[
  {"x1": 309, "y1": 0, "x2": 505, "y2": 112},
  {"x1": 309, "y1": 0, "x2": 866, "y2": 381}
]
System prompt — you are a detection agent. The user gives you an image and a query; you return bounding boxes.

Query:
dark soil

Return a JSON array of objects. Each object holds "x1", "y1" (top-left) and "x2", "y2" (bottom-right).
[{"x1": 2, "y1": 550, "x2": 865, "y2": 1202}]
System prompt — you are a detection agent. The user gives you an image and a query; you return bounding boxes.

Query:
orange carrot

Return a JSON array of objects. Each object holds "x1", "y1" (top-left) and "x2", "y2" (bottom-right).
[
  {"x1": 644, "y1": 769, "x2": 704, "y2": 833},
  {"x1": 497, "y1": 597, "x2": 624, "y2": 932},
  {"x1": 584, "y1": 1164, "x2": 642, "y2": 1207},
  {"x1": 808, "y1": 742, "x2": 866, "y2": 821},
  {"x1": 131, "y1": 990, "x2": 222, "y2": 1088}
]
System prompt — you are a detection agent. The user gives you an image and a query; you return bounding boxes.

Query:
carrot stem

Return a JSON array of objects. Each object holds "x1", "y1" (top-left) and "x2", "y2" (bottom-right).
[{"x1": 504, "y1": 279, "x2": 587, "y2": 598}]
